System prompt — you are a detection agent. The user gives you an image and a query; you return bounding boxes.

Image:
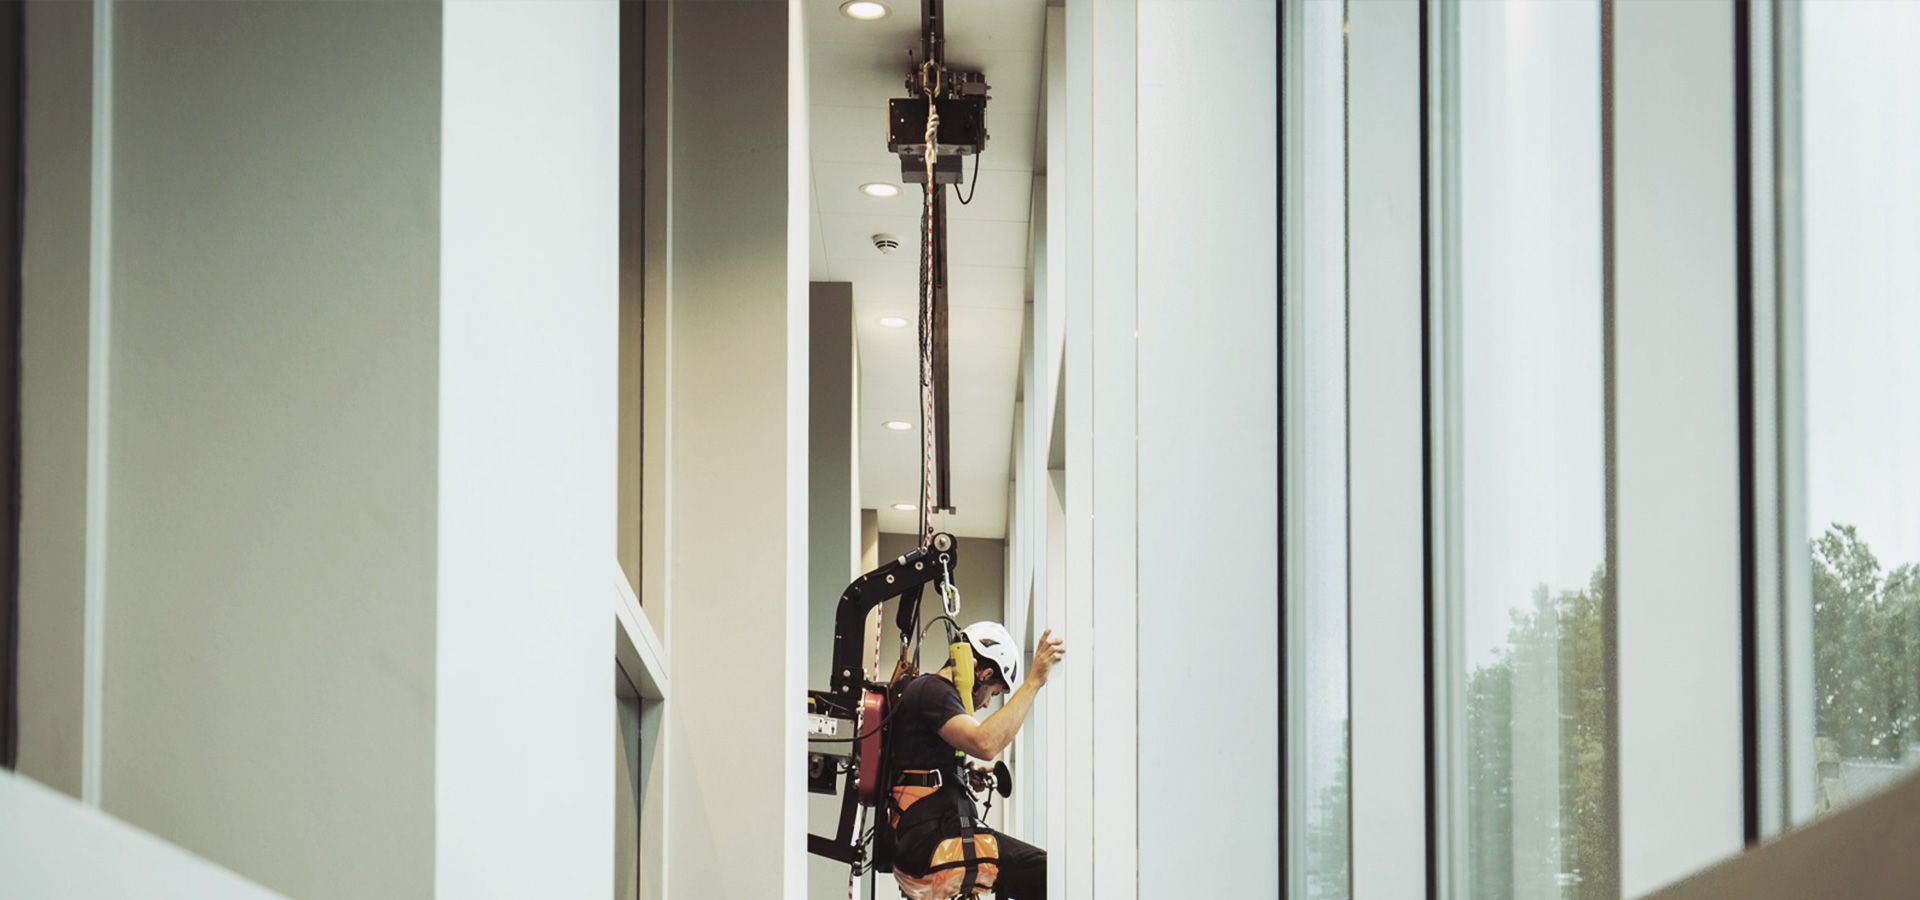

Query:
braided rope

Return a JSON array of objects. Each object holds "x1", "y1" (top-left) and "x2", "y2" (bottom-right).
[
  {"x1": 846, "y1": 600, "x2": 883, "y2": 899},
  {"x1": 918, "y1": 84, "x2": 941, "y2": 542}
]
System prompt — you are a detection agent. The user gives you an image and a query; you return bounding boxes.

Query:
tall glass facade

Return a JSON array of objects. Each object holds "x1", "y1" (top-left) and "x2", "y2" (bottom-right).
[
  {"x1": 1434, "y1": 1, "x2": 1614, "y2": 896},
  {"x1": 1800, "y1": 0, "x2": 1920, "y2": 818}
]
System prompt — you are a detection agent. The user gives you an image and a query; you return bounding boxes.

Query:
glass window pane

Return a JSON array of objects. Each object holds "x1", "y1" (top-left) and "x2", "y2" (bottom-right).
[
  {"x1": 1437, "y1": 0, "x2": 1614, "y2": 896},
  {"x1": 1801, "y1": 0, "x2": 1920, "y2": 817},
  {"x1": 1283, "y1": 1, "x2": 1348, "y2": 897}
]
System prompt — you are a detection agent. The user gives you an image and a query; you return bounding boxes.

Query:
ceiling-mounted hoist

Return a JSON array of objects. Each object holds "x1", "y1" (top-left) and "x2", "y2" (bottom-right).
[{"x1": 806, "y1": 1, "x2": 997, "y2": 896}]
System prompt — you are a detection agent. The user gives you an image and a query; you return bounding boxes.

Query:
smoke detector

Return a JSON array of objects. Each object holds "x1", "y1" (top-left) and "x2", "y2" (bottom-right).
[{"x1": 872, "y1": 233, "x2": 900, "y2": 254}]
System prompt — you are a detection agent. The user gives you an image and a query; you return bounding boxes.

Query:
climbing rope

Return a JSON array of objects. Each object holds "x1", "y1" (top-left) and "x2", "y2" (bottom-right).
[
  {"x1": 846, "y1": 560, "x2": 886, "y2": 900},
  {"x1": 917, "y1": 63, "x2": 941, "y2": 543}
]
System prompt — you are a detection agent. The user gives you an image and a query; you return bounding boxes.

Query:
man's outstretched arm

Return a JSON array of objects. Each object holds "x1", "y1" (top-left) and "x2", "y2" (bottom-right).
[{"x1": 938, "y1": 628, "x2": 1066, "y2": 759}]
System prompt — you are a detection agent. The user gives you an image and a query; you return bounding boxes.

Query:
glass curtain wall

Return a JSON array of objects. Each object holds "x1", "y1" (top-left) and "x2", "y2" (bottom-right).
[
  {"x1": 1282, "y1": 1, "x2": 1349, "y2": 897},
  {"x1": 1432, "y1": 0, "x2": 1614, "y2": 896},
  {"x1": 1800, "y1": 0, "x2": 1920, "y2": 817}
]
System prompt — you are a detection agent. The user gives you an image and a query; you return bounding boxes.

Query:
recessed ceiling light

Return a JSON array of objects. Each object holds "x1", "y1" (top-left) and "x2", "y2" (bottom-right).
[
  {"x1": 860, "y1": 182, "x2": 901, "y2": 199},
  {"x1": 841, "y1": 1, "x2": 889, "y2": 21},
  {"x1": 883, "y1": 420, "x2": 912, "y2": 431},
  {"x1": 892, "y1": 502, "x2": 917, "y2": 512},
  {"x1": 878, "y1": 315, "x2": 910, "y2": 328}
]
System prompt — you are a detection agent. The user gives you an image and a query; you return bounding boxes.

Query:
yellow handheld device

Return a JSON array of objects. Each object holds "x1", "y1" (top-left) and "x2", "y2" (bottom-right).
[{"x1": 950, "y1": 640, "x2": 974, "y2": 760}]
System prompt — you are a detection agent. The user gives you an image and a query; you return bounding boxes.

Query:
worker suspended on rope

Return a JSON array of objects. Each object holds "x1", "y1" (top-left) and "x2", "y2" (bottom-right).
[{"x1": 886, "y1": 622, "x2": 1065, "y2": 900}]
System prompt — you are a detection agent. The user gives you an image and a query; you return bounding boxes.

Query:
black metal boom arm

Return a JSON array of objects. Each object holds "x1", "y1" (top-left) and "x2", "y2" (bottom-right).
[{"x1": 825, "y1": 532, "x2": 959, "y2": 703}]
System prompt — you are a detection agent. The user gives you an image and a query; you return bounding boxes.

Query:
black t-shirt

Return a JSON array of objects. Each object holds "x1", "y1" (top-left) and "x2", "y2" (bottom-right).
[{"x1": 891, "y1": 674, "x2": 971, "y2": 773}]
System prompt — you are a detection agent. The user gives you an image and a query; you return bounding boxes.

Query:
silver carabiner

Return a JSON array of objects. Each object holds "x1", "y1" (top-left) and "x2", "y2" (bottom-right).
[{"x1": 940, "y1": 558, "x2": 961, "y2": 617}]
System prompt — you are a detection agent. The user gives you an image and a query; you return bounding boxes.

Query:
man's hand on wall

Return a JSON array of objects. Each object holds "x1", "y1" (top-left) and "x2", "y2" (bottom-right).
[{"x1": 1030, "y1": 628, "x2": 1066, "y2": 687}]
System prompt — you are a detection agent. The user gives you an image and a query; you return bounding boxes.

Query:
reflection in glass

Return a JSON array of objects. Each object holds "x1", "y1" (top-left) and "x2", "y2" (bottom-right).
[
  {"x1": 1437, "y1": 0, "x2": 1614, "y2": 896},
  {"x1": 1283, "y1": 0, "x2": 1348, "y2": 897},
  {"x1": 1801, "y1": 0, "x2": 1920, "y2": 816}
]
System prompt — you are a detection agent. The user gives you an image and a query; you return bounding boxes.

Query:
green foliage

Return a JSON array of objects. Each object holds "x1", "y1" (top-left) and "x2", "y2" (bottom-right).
[
  {"x1": 1303, "y1": 719, "x2": 1351, "y2": 900},
  {"x1": 1300, "y1": 523, "x2": 1915, "y2": 896},
  {"x1": 1464, "y1": 567, "x2": 1615, "y2": 900},
  {"x1": 1812, "y1": 524, "x2": 1920, "y2": 763}
]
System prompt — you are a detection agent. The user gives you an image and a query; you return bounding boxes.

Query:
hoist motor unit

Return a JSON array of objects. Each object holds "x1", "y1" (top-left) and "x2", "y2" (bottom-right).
[{"x1": 888, "y1": 94, "x2": 989, "y2": 185}]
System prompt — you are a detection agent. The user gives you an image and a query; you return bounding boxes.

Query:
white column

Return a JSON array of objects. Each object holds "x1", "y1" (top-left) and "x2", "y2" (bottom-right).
[
  {"x1": 1086, "y1": 0, "x2": 1140, "y2": 897},
  {"x1": 435, "y1": 1, "x2": 620, "y2": 896},
  {"x1": 806, "y1": 281, "x2": 860, "y2": 899},
  {"x1": 1136, "y1": 0, "x2": 1280, "y2": 896},
  {"x1": 1612, "y1": 0, "x2": 1746, "y2": 894},
  {"x1": 1057, "y1": 0, "x2": 1096, "y2": 893},
  {"x1": 1346, "y1": 1, "x2": 1428, "y2": 897},
  {"x1": 661, "y1": 1, "x2": 809, "y2": 897},
  {"x1": 87, "y1": 3, "x2": 443, "y2": 895},
  {"x1": 1039, "y1": 8, "x2": 1068, "y2": 894}
]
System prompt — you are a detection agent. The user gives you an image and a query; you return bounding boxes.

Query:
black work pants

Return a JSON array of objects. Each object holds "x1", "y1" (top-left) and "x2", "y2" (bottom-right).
[{"x1": 987, "y1": 829, "x2": 1046, "y2": 899}]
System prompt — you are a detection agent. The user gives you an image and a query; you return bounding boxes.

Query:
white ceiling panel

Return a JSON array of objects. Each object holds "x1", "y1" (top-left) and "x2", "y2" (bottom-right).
[
  {"x1": 812, "y1": 104, "x2": 894, "y2": 165},
  {"x1": 814, "y1": 160, "x2": 1031, "y2": 224},
  {"x1": 835, "y1": 260, "x2": 1026, "y2": 311},
  {"x1": 808, "y1": 8, "x2": 919, "y2": 49},
  {"x1": 818, "y1": 212, "x2": 923, "y2": 270},
  {"x1": 945, "y1": 265, "x2": 1028, "y2": 309},
  {"x1": 945, "y1": 166, "x2": 1034, "y2": 221},
  {"x1": 978, "y1": 110, "x2": 1037, "y2": 171},
  {"x1": 946, "y1": 219, "x2": 1032, "y2": 268},
  {"x1": 814, "y1": 161, "x2": 921, "y2": 216},
  {"x1": 811, "y1": 45, "x2": 917, "y2": 110}
]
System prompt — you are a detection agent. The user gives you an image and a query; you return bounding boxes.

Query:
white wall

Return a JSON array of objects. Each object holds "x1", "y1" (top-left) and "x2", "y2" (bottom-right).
[
  {"x1": 1135, "y1": 2, "x2": 1280, "y2": 891},
  {"x1": 1345, "y1": 2, "x2": 1429, "y2": 896},
  {"x1": 662, "y1": 2, "x2": 809, "y2": 897},
  {"x1": 0, "y1": 770, "x2": 280, "y2": 899},
  {"x1": 97, "y1": 3, "x2": 442, "y2": 896},
  {"x1": 1056, "y1": 0, "x2": 1095, "y2": 892},
  {"x1": 1612, "y1": 0, "x2": 1746, "y2": 893},
  {"x1": 435, "y1": 1, "x2": 620, "y2": 897}
]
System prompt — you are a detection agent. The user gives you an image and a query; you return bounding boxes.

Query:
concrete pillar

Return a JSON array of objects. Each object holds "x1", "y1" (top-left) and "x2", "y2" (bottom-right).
[
  {"x1": 16, "y1": 0, "x2": 93, "y2": 800},
  {"x1": 662, "y1": 2, "x2": 809, "y2": 897},
  {"x1": 1042, "y1": 0, "x2": 1281, "y2": 895},
  {"x1": 1612, "y1": 0, "x2": 1745, "y2": 893},
  {"x1": 1133, "y1": 2, "x2": 1280, "y2": 892},
  {"x1": 98, "y1": 3, "x2": 443, "y2": 895},
  {"x1": 434, "y1": 1, "x2": 620, "y2": 896},
  {"x1": 807, "y1": 280, "x2": 859, "y2": 898}
]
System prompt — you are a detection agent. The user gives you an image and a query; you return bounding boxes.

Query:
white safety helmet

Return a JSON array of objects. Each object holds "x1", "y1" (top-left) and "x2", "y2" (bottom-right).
[{"x1": 961, "y1": 621, "x2": 1022, "y2": 692}]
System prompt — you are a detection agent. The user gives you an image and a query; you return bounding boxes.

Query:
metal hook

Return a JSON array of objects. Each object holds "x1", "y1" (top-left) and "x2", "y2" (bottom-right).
[{"x1": 940, "y1": 558, "x2": 961, "y2": 617}]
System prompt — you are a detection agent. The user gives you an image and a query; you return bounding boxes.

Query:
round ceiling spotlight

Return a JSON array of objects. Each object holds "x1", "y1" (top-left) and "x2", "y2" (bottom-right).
[
  {"x1": 891, "y1": 502, "x2": 917, "y2": 512},
  {"x1": 878, "y1": 315, "x2": 910, "y2": 328},
  {"x1": 860, "y1": 182, "x2": 901, "y2": 199},
  {"x1": 883, "y1": 420, "x2": 912, "y2": 431},
  {"x1": 841, "y1": 1, "x2": 890, "y2": 21}
]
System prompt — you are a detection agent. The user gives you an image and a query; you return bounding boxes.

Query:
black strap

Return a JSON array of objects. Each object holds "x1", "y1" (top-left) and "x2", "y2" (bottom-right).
[
  {"x1": 956, "y1": 809, "x2": 978, "y2": 895},
  {"x1": 894, "y1": 768, "x2": 947, "y2": 789}
]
